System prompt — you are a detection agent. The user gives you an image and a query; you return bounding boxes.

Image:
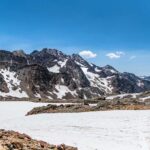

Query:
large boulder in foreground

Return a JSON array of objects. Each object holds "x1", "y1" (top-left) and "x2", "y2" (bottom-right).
[{"x1": 0, "y1": 129, "x2": 78, "y2": 150}]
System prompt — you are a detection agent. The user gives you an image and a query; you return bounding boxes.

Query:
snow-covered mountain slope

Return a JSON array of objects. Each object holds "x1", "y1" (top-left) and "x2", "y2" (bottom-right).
[{"x1": 0, "y1": 48, "x2": 150, "y2": 100}]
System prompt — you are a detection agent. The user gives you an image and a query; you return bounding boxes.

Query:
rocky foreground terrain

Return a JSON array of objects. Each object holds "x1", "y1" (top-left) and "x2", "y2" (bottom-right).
[
  {"x1": 0, "y1": 129, "x2": 77, "y2": 150},
  {"x1": 26, "y1": 104, "x2": 92, "y2": 115},
  {"x1": 25, "y1": 91, "x2": 150, "y2": 115},
  {"x1": 0, "y1": 48, "x2": 150, "y2": 100}
]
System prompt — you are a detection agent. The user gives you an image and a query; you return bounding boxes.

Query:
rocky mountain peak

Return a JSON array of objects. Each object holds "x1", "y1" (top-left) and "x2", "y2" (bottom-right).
[
  {"x1": 12, "y1": 50, "x2": 26, "y2": 57},
  {"x1": 71, "y1": 54, "x2": 83, "y2": 61},
  {"x1": 30, "y1": 50, "x2": 39, "y2": 55},
  {"x1": 41, "y1": 48, "x2": 68, "y2": 58},
  {"x1": 71, "y1": 53, "x2": 91, "y2": 68},
  {"x1": 103, "y1": 65, "x2": 118, "y2": 72}
]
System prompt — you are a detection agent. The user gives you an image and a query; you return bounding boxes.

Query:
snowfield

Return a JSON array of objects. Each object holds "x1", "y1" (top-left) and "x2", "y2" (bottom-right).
[{"x1": 0, "y1": 102, "x2": 150, "y2": 150}]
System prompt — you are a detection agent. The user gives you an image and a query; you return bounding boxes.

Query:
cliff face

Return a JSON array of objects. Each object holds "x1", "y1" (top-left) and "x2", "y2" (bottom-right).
[{"x1": 0, "y1": 48, "x2": 150, "y2": 100}]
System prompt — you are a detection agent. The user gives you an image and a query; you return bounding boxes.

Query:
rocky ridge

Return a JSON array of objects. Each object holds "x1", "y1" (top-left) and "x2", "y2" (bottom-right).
[{"x1": 0, "y1": 48, "x2": 150, "y2": 100}]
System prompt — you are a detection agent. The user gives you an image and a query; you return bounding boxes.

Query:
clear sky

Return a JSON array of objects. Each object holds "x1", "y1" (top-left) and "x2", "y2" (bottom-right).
[{"x1": 0, "y1": 0, "x2": 150, "y2": 76}]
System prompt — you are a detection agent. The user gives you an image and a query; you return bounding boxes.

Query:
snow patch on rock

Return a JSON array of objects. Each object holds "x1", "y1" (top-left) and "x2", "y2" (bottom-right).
[
  {"x1": 54, "y1": 85, "x2": 77, "y2": 99},
  {"x1": 81, "y1": 67, "x2": 112, "y2": 93},
  {"x1": 47, "y1": 65, "x2": 60, "y2": 73},
  {"x1": 34, "y1": 92, "x2": 41, "y2": 98},
  {"x1": 137, "y1": 80, "x2": 144, "y2": 87},
  {"x1": 95, "y1": 67, "x2": 101, "y2": 72},
  {"x1": 0, "y1": 68, "x2": 28, "y2": 98}
]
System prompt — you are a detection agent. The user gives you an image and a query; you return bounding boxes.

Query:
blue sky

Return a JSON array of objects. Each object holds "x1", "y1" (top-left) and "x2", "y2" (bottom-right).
[{"x1": 0, "y1": 0, "x2": 150, "y2": 75}]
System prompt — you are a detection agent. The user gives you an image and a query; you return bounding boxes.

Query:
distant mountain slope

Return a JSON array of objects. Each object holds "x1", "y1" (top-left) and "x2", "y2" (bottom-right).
[
  {"x1": 0, "y1": 48, "x2": 150, "y2": 100},
  {"x1": 140, "y1": 76, "x2": 150, "y2": 81}
]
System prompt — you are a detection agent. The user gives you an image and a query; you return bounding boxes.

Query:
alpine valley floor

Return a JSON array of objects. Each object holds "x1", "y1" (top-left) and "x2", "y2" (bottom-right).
[{"x1": 0, "y1": 101, "x2": 150, "y2": 150}]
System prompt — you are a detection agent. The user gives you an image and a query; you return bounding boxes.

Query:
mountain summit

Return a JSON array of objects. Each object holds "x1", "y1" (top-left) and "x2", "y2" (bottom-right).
[{"x1": 0, "y1": 48, "x2": 150, "y2": 100}]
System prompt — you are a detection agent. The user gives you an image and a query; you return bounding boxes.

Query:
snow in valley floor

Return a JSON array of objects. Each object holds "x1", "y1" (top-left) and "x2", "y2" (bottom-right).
[{"x1": 0, "y1": 102, "x2": 150, "y2": 150}]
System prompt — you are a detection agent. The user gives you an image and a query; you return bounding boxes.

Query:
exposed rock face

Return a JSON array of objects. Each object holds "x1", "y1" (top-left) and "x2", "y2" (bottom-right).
[
  {"x1": 0, "y1": 48, "x2": 150, "y2": 100},
  {"x1": 110, "y1": 73, "x2": 150, "y2": 93},
  {"x1": 0, "y1": 74, "x2": 9, "y2": 93},
  {"x1": 0, "y1": 129, "x2": 77, "y2": 150},
  {"x1": 17, "y1": 64, "x2": 53, "y2": 98}
]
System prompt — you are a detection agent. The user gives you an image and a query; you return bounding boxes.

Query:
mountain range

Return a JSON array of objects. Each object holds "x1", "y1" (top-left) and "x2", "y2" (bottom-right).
[{"x1": 0, "y1": 48, "x2": 150, "y2": 100}]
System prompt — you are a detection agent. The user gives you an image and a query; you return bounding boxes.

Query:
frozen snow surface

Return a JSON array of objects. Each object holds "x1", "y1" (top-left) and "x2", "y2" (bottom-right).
[{"x1": 0, "y1": 102, "x2": 150, "y2": 150}]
